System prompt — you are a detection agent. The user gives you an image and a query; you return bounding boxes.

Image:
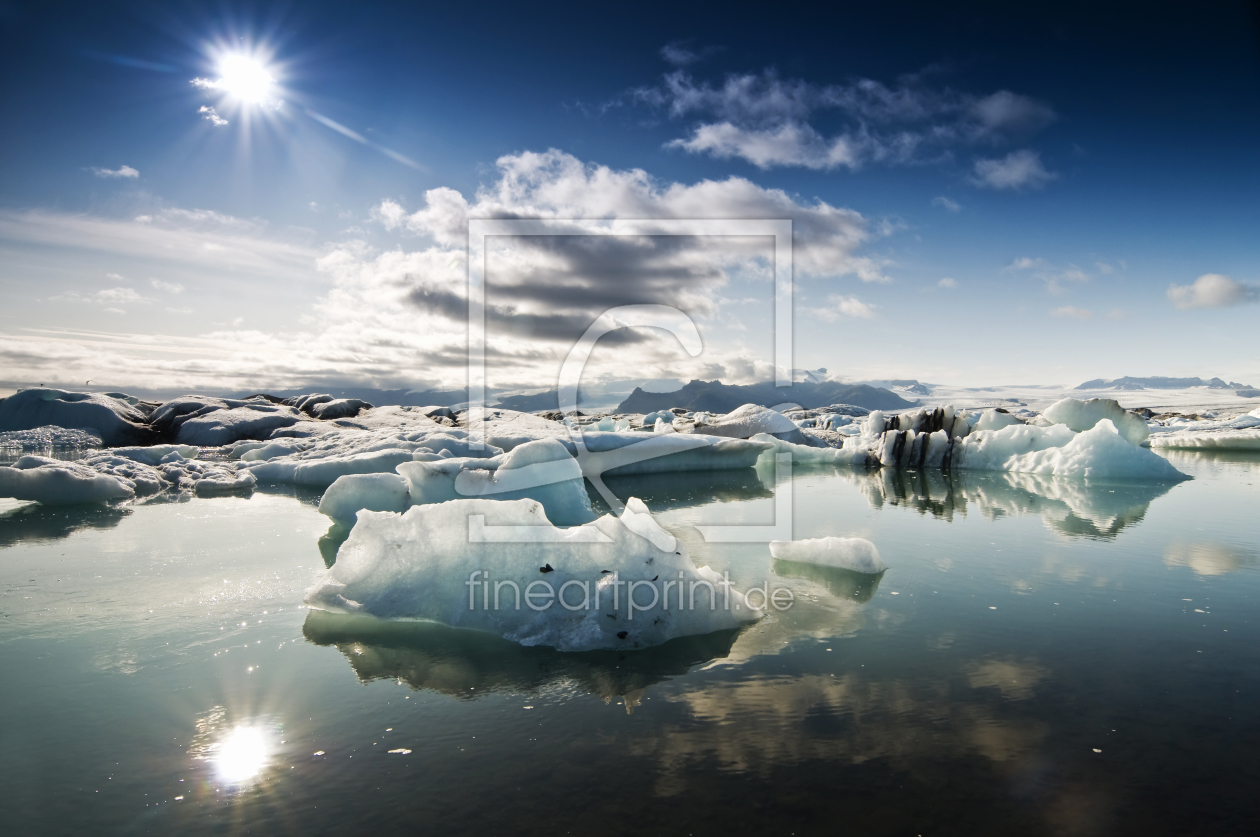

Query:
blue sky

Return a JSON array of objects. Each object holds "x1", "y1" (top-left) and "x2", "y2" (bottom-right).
[{"x1": 1, "y1": 0, "x2": 1257, "y2": 397}]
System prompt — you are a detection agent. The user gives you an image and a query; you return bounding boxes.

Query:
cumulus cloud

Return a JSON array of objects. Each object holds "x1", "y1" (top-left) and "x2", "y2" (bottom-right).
[
  {"x1": 932, "y1": 196, "x2": 961, "y2": 213},
  {"x1": 198, "y1": 106, "x2": 228, "y2": 126},
  {"x1": 1167, "y1": 274, "x2": 1260, "y2": 309},
  {"x1": 972, "y1": 150, "x2": 1056, "y2": 190},
  {"x1": 1050, "y1": 305, "x2": 1092, "y2": 319},
  {"x1": 938, "y1": 277, "x2": 957, "y2": 289},
  {"x1": 636, "y1": 69, "x2": 1055, "y2": 171},
  {"x1": 92, "y1": 165, "x2": 139, "y2": 179},
  {"x1": 0, "y1": 152, "x2": 891, "y2": 393},
  {"x1": 815, "y1": 294, "x2": 876, "y2": 320}
]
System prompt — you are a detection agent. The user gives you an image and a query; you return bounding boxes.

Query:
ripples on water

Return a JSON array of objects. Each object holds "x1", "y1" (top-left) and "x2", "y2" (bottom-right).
[{"x1": 1, "y1": 451, "x2": 1258, "y2": 835}]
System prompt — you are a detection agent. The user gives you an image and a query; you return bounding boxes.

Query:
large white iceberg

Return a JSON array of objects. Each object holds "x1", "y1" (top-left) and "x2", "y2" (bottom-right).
[
  {"x1": 0, "y1": 388, "x2": 155, "y2": 447},
  {"x1": 305, "y1": 497, "x2": 762, "y2": 651},
  {"x1": 0, "y1": 455, "x2": 135, "y2": 504}
]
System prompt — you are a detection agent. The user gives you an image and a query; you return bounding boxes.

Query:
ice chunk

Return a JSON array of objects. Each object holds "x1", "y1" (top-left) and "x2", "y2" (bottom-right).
[
  {"x1": 0, "y1": 388, "x2": 155, "y2": 447},
  {"x1": 0, "y1": 456, "x2": 135, "y2": 504},
  {"x1": 1042, "y1": 398, "x2": 1149, "y2": 445},
  {"x1": 769, "y1": 537, "x2": 887, "y2": 574},
  {"x1": 1148, "y1": 430, "x2": 1260, "y2": 451},
  {"x1": 174, "y1": 404, "x2": 302, "y2": 445},
  {"x1": 304, "y1": 497, "x2": 762, "y2": 651},
  {"x1": 749, "y1": 433, "x2": 872, "y2": 466},
  {"x1": 556, "y1": 432, "x2": 772, "y2": 477},
  {"x1": 248, "y1": 447, "x2": 420, "y2": 488},
  {"x1": 961, "y1": 419, "x2": 1185, "y2": 480},
  {"x1": 102, "y1": 444, "x2": 200, "y2": 465},
  {"x1": 452, "y1": 439, "x2": 596, "y2": 526},
  {"x1": 319, "y1": 473, "x2": 411, "y2": 524},
  {"x1": 692, "y1": 403, "x2": 799, "y2": 439},
  {"x1": 971, "y1": 409, "x2": 1024, "y2": 432}
]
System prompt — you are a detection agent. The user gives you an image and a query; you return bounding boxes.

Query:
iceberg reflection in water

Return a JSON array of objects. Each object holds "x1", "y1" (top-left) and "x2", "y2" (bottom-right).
[
  {"x1": 302, "y1": 609, "x2": 741, "y2": 711},
  {"x1": 831, "y1": 465, "x2": 1182, "y2": 540}
]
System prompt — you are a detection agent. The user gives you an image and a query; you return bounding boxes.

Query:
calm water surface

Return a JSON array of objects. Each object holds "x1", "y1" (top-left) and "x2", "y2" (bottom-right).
[{"x1": 1, "y1": 451, "x2": 1258, "y2": 836}]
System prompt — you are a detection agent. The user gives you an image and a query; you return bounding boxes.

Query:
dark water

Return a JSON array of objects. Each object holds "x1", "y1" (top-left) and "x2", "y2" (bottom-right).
[{"x1": 1, "y1": 451, "x2": 1258, "y2": 835}]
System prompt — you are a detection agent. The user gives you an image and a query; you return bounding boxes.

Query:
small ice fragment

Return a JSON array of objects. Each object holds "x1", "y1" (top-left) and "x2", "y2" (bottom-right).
[
  {"x1": 313, "y1": 751, "x2": 325, "y2": 756},
  {"x1": 1093, "y1": 748, "x2": 1102, "y2": 753},
  {"x1": 387, "y1": 749, "x2": 411, "y2": 755}
]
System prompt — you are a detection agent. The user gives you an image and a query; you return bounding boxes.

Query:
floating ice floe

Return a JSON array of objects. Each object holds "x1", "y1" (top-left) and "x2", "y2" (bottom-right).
[
  {"x1": 305, "y1": 497, "x2": 762, "y2": 651},
  {"x1": 0, "y1": 445, "x2": 255, "y2": 504},
  {"x1": 0, "y1": 455, "x2": 135, "y2": 504},
  {"x1": 1147, "y1": 407, "x2": 1260, "y2": 450},
  {"x1": 769, "y1": 537, "x2": 887, "y2": 574},
  {"x1": 0, "y1": 388, "x2": 156, "y2": 446},
  {"x1": 786, "y1": 400, "x2": 1189, "y2": 481}
]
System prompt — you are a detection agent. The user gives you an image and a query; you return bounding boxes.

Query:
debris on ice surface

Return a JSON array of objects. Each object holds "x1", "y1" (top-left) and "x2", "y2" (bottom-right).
[
  {"x1": 1042, "y1": 397, "x2": 1150, "y2": 445},
  {"x1": 0, "y1": 455, "x2": 135, "y2": 504},
  {"x1": 0, "y1": 388, "x2": 155, "y2": 447},
  {"x1": 0, "y1": 425, "x2": 103, "y2": 452},
  {"x1": 305, "y1": 496, "x2": 761, "y2": 651},
  {"x1": 769, "y1": 537, "x2": 887, "y2": 574}
]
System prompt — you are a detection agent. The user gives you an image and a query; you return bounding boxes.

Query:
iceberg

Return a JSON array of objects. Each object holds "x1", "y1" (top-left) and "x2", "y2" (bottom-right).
[
  {"x1": 1041, "y1": 397, "x2": 1149, "y2": 445},
  {"x1": 769, "y1": 537, "x2": 887, "y2": 574},
  {"x1": 0, "y1": 388, "x2": 155, "y2": 447},
  {"x1": 305, "y1": 497, "x2": 762, "y2": 651},
  {"x1": 0, "y1": 455, "x2": 135, "y2": 504},
  {"x1": 318, "y1": 473, "x2": 411, "y2": 524}
]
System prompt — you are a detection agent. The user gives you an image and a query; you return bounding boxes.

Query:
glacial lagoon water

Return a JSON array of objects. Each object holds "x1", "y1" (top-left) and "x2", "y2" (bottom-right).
[{"x1": 1, "y1": 451, "x2": 1258, "y2": 835}]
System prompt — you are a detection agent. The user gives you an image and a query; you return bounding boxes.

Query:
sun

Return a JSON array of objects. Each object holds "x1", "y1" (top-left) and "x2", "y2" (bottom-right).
[
  {"x1": 192, "y1": 49, "x2": 282, "y2": 114},
  {"x1": 213, "y1": 53, "x2": 277, "y2": 105}
]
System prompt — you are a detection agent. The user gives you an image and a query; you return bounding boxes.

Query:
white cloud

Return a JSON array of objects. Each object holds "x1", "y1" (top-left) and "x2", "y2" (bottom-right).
[
  {"x1": 639, "y1": 69, "x2": 1055, "y2": 171},
  {"x1": 105, "y1": 272, "x2": 124, "y2": 281},
  {"x1": 1050, "y1": 305, "x2": 1092, "y2": 319},
  {"x1": 1007, "y1": 257, "x2": 1094, "y2": 293},
  {"x1": 816, "y1": 294, "x2": 877, "y2": 320},
  {"x1": 51, "y1": 286, "x2": 150, "y2": 306},
  {"x1": 150, "y1": 279, "x2": 185, "y2": 294},
  {"x1": 972, "y1": 150, "x2": 1057, "y2": 190},
  {"x1": 377, "y1": 148, "x2": 890, "y2": 281},
  {"x1": 932, "y1": 196, "x2": 961, "y2": 213},
  {"x1": 198, "y1": 106, "x2": 228, "y2": 127},
  {"x1": 660, "y1": 43, "x2": 702, "y2": 67},
  {"x1": 102, "y1": 308, "x2": 126, "y2": 316},
  {"x1": 668, "y1": 121, "x2": 863, "y2": 170},
  {"x1": 165, "y1": 307, "x2": 193, "y2": 315},
  {"x1": 92, "y1": 165, "x2": 139, "y2": 179},
  {"x1": 0, "y1": 152, "x2": 892, "y2": 393},
  {"x1": 938, "y1": 277, "x2": 957, "y2": 289},
  {"x1": 1167, "y1": 274, "x2": 1259, "y2": 309}
]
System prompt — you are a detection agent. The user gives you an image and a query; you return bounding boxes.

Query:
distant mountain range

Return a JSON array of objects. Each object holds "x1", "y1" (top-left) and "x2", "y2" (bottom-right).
[
  {"x1": 615, "y1": 380, "x2": 914, "y2": 414},
  {"x1": 1076, "y1": 376, "x2": 1255, "y2": 391}
]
